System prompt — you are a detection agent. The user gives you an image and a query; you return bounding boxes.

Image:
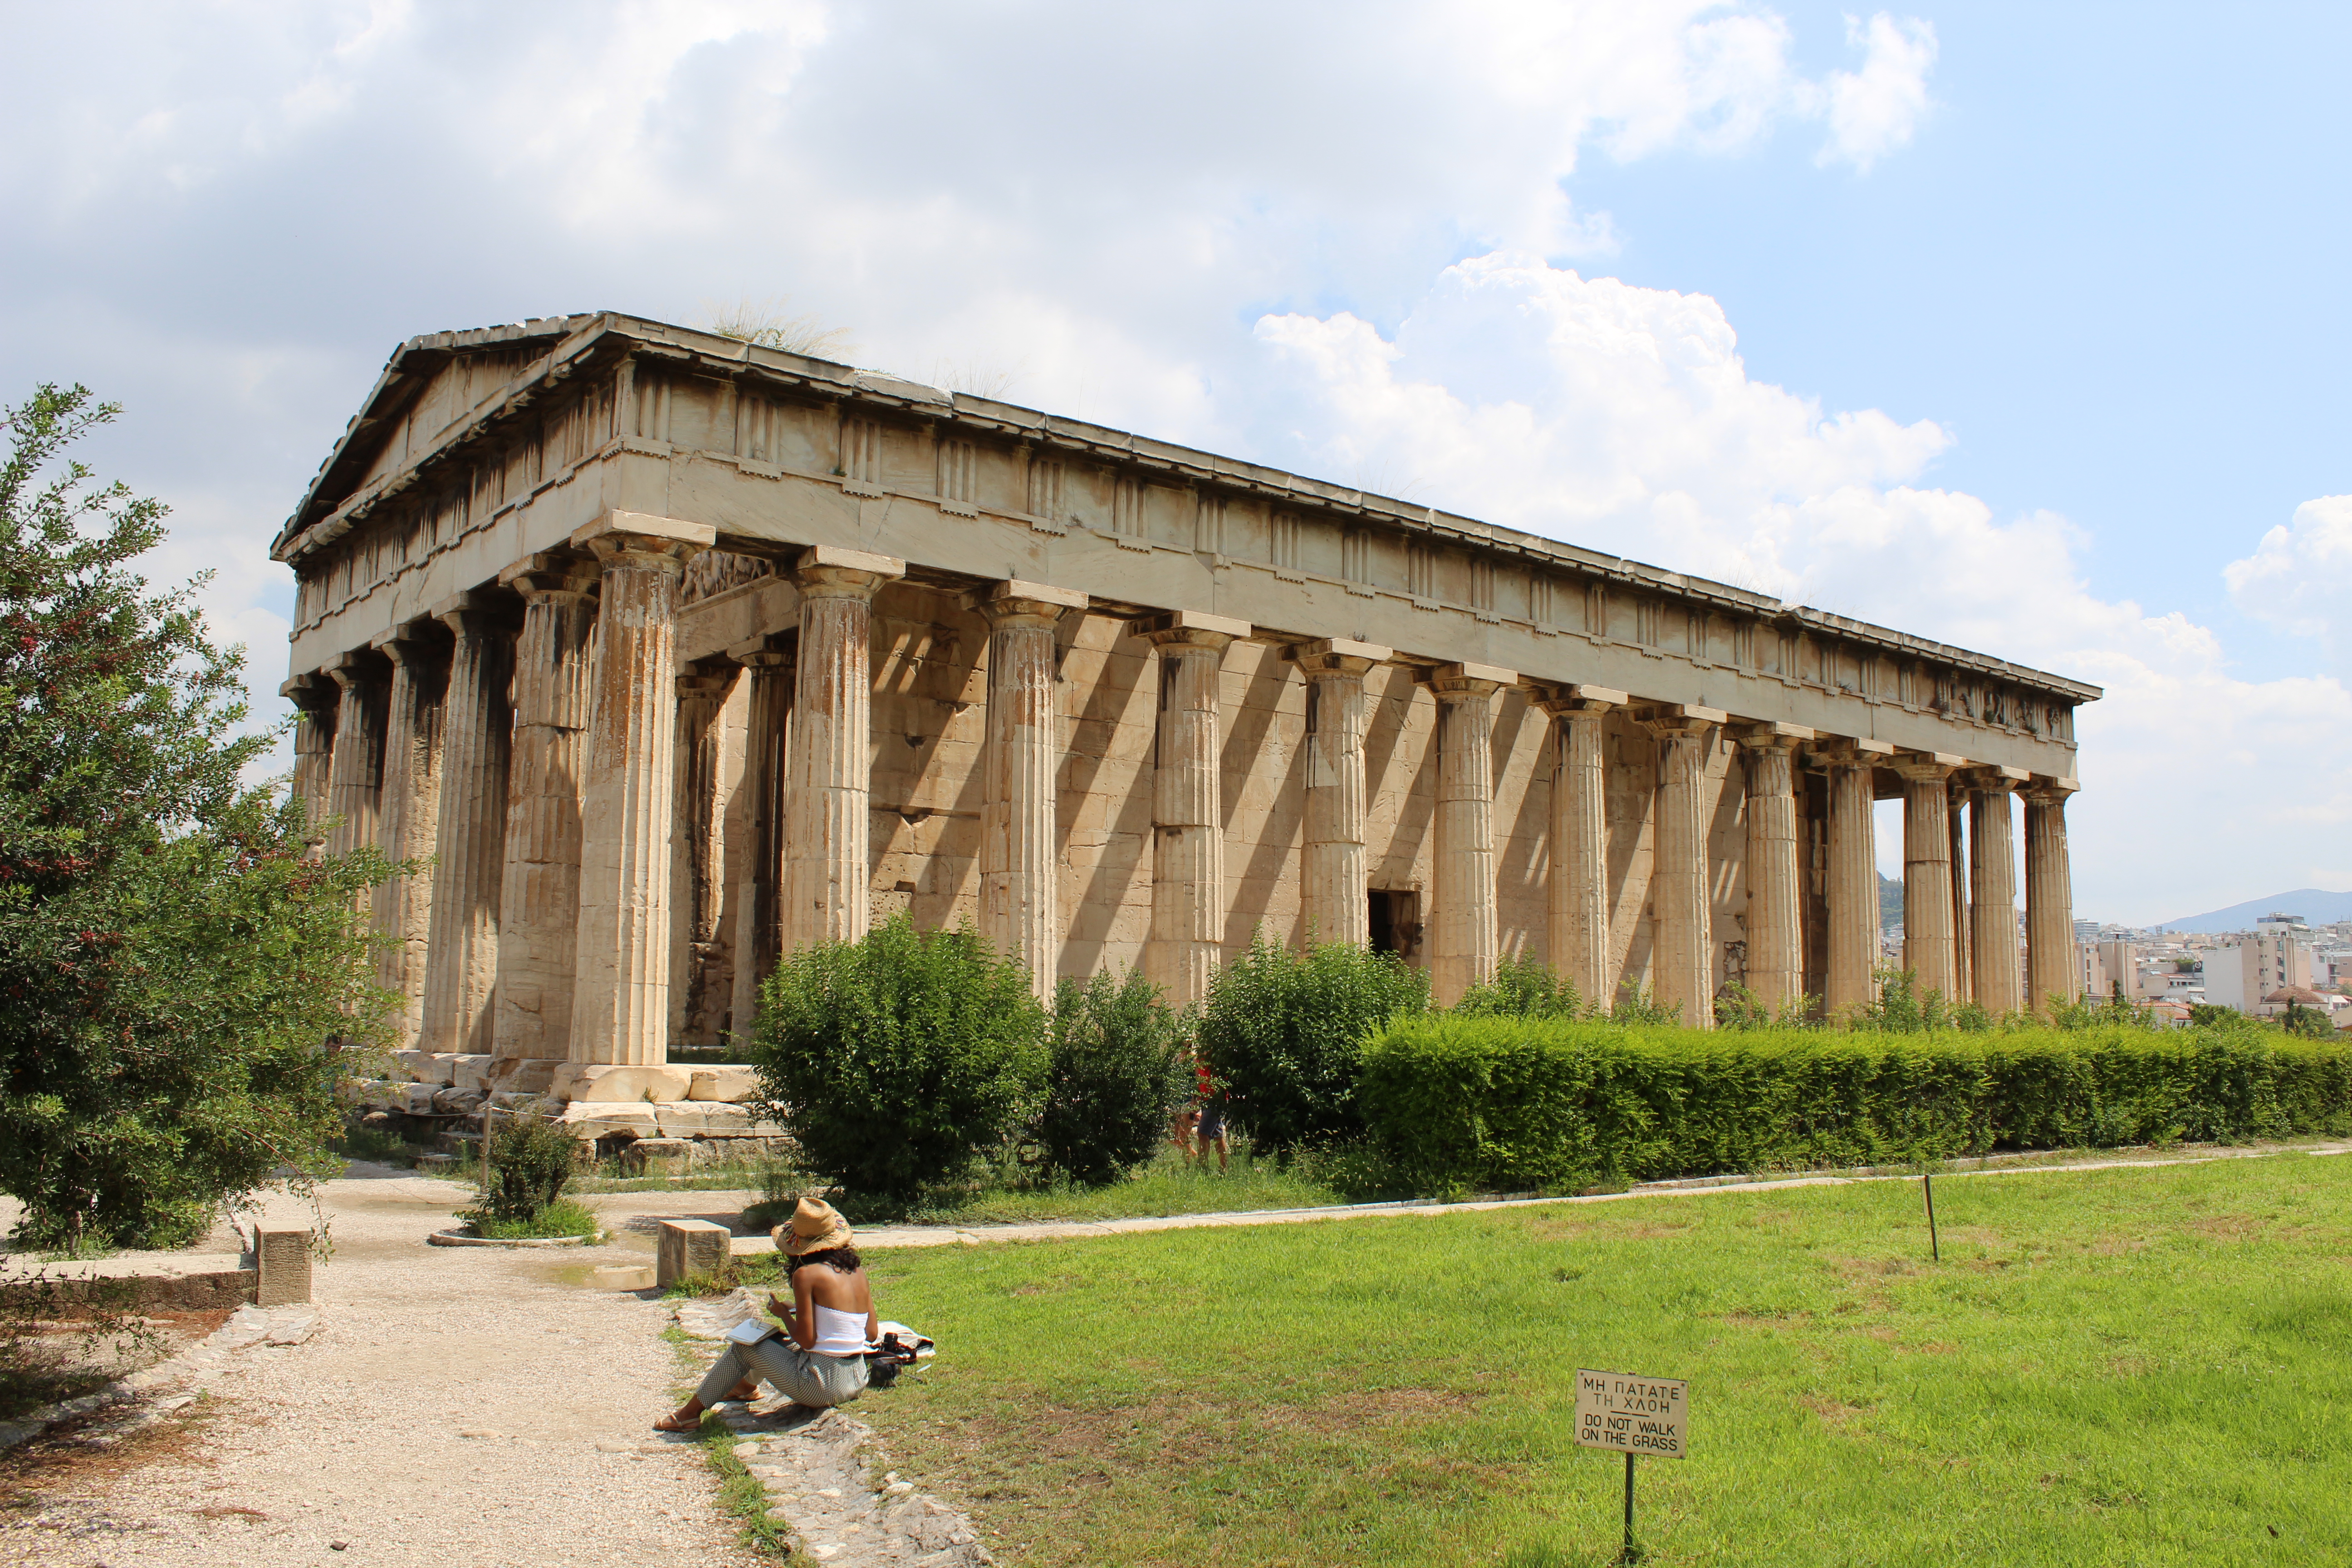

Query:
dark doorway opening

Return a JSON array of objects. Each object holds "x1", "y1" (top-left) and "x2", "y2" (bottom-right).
[{"x1": 1369, "y1": 890, "x2": 1421, "y2": 959}]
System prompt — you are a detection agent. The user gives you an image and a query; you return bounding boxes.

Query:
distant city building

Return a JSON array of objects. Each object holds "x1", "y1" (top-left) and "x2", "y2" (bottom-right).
[{"x1": 2204, "y1": 927, "x2": 2315, "y2": 1014}]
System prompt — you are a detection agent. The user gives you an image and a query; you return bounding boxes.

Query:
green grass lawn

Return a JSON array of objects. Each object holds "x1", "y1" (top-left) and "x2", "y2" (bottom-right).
[{"x1": 845, "y1": 1150, "x2": 2352, "y2": 1566}]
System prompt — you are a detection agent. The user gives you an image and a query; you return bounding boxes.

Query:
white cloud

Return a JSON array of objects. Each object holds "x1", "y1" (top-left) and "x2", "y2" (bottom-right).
[
  {"x1": 1807, "y1": 12, "x2": 1938, "y2": 171},
  {"x1": 2225, "y1": 495, "x2": 2352, "y2": 673},
  {"x1": 1249, "y1": 253, "x2": 2352, "y2": 921}
]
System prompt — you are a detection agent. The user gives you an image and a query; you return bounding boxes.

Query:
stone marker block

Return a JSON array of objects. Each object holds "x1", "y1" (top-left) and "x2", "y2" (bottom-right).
[
  {"x1": 619, "y1": 1137, "x2": 697, "y2": 1176},
  {"x1": 657, "y1": 1219, "x2": 732, "y2": 1288},
  {"x1": 255, "y1": 1229, "x2": 313, "y2": 1307},
  {"x1": 686, "y1": 1067, "x2": 761, "y2": 1103}
]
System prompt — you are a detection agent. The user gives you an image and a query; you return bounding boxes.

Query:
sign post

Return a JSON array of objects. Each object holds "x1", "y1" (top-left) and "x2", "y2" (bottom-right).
[
  {"x1": 1575, "y1": 1370, "x2": 1688, "y2": 1563},
  {"x1": 1923, "y1": 1171, "x2": 1940, "y2": 1261}
]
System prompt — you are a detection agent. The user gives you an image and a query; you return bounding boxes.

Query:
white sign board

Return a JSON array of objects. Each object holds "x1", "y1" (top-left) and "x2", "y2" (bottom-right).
[{"x1": 1574, "y1": 1369, "x2": 1688, "y2": 1459}]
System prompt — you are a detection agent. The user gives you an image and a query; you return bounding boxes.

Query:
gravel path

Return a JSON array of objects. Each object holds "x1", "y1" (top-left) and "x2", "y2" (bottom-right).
[{"x1": 3, "y1": 1171, "x2": 765, "y2": 1568}]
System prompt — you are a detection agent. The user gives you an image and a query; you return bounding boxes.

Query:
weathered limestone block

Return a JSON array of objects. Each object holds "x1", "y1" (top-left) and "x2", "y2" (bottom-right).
[
  {"x1": 421, "y1": 1052, "x2": 463, "y2": 1086},
  {"x1": 397, "y1": 1083, "x2": 440, "y2": 1115},
  {"x1": 255, "y1": 1230, "x2": 313, "y2": 1308},
  {"x1": 554, "y1": 1102, "x2": 660, "y2": 1138},
  {"x1": 431, "y1": 1087, "x2": 488, "y2": 1115},
  {"x1": 391, "y1": 1048, "x2": 431, "y2": 1082},
  {"x1": 488, "y1": 1089, "x2": 549, "y2": 1112},
  {"x1": 656, "y1": 1218, "x2": 732, "y2": 1287},
  {"x1": 687, "y1": 1067, "x2": 761, "y2": 1102},
  {"x1": 657, "y1": 1102, "x2": 754, "y2": 1137},
  {"x1": 551, "y1": 1063, "x2": 693, "y2": 1103},
  {"x1": 490, "y1": 1058, "x2": 563, "y2": 1095},
  {"x1": 449, "y1": 1055, "x2": 497, "y2": 1093},
  {"x1": 618, "y1": 1138, "x2": 698, "y2": 1176}
]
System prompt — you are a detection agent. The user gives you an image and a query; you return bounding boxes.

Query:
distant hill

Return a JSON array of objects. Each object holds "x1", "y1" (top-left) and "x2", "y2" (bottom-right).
[{"x1": 2152, "y1": 889, "x2": 2352, "y2": 934}]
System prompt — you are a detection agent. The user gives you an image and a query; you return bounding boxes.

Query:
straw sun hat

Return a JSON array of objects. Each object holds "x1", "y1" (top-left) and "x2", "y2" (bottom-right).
[{"x1": 771, "y1": 1196, "x2": 854, "y2": 1257}]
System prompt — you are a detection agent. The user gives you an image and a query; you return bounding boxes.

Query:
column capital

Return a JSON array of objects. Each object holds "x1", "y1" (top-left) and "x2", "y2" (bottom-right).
[
  {"x1": 498, "y1": 550, "x2": 601, "y2": 601},
  {"x1": 431, "y1": 589, "x2": 523, "y2": 636},
  {"x1": 1734, "y1": 720, "x2": 1814, "y2": 750},
  {"x1": 2024, "y1": 774, "x2": 2080, "y2": 804},
  {"x1": 280, "y1": 671, "x2": 335, "y2": 712},
  {"x1": 1535, "y1": 683, "x2": 1626, "y2": 716},
  {"x1": 676, "y1": 664, "x2": 736, "y2": 699},
  {"x1": 1632, "y1": 701, "x2": 1725, "y2": 737},
  {"x1": 1812, "y1": 735, "x2": 1894, "y2": 767},
  {"x1": 1965, "y1": 764, "x2": 2031, "y2": 793},
  {"x1": 793, "y1": 544, "x2": 905, "y2": 600},
  {"x1": 568, "y1": 510, "x2": 719, "y2": 566},
  {"x1": 1131, "y1": 608, "x2": 1249, "y2": 649},
  {"x1": 1891, "y1": 750, "x2": 1965, "y2": 783},
  {"x1": 969, "y1": 578, "x2": 1087, "y2": 629},
  {"x1": 725, "y1": 632, "x2": 795, "y2": 670},
  {"x1": 1289, "y1": 637, "x2": 1390, "y2": 677},
  {"x1": 1428, "y1": 661, "x2": 1514, "y2": 699},
  {"x1": 322, "y1": 648, "x2": 390, "y2": 693}
]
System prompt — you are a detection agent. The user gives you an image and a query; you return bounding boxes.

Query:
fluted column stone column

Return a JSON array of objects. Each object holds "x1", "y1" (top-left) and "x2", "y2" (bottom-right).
[
  {"x1": 567, "y1": 512, "x2": 715, "y2": 1066},
  {"x1": 1642, "y1": 704, "x2": 1723, "y2": 1029},
  {"x1": 1896, "y1": 752, "x2": 1964, "y2": 1003},
  {"x1": 284, "y1": 676, "x2": 336, "y2": 840},
  {"x1": 1970, "y1": 769, "x2": 2027, "y2": 1016},
  {"x1": 1822, "y1": 738, "x2": 1891, "y2": 1017},
  {"x1": 783, "y1": 546, "x2": 904, "y2": 955},
  {"x1": 675, "y1": 663, "x2": 739, "y2": 1044},
  {"x1": 1431, "y1": 663, "x2": 1514, "y2": 1007},
  {"x1": 1538, "y1": 686, "x2": 1624, "y2": 1007},
  {"x1": 2025, "y1": 779, "x2": 2079, "y2": 1015},
  {"x1": 371, "y1": 627, "x2": 448, "y2": 1049},
  {"x1": 1738, "y1": 723, "x2": 1812, "y2": 1015},
  {"x1": 1137, "y1": 611, "x2": 1247, "y2": 1010},
  {"x1": 492, "y1": 555, "x2": 599, "y2": 1060},
  {"x1": 322, "y1": 652, "x2": 389, "y2": 862},
  {"x1": 421, "y1": 593, "x2": 518, "y2": 1055},
  {"x1": 728, "y1": 637, "x2": 792, "y2": 1040},
  {"x1": 1295, "y1": 639, "x2": 1391, "y2": 949},
  {"x1": 978, "y1": 582, "x2": 1085, "y2": 1000}
]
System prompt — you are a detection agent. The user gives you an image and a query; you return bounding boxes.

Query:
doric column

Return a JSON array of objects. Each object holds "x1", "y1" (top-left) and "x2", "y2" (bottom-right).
[
  {"x1": 1537, "y1": 685, "x2": 1625, "y2": 1006},
  {"x1": 728, "y1": 636, "x2": 792, "y2": 1040},
  {"x1": 1970, "y1": 769, "x2": 2027, "y2": 1016},
  {"x1": 1431, "y1": 663, "x2": 1515, "y2": 1007},
  {"x1": 978, "y1": 581, "x2": 1086, "y2": 1000},
  {"x1": 567, "y1": 511, "x2": 715, "y2": 1066},
  {"x1": 1821, "y1": 737, "x2": 1891, "y2": 1016},
  {"x1": 675, "y1": 662, "x2": 739, "y2": 1044},
  {"x1": 1640, "y1": 704, "x2": 1724, "y2": 1029},
  {"x1": 371, "y1": 627, "x2": 448, "y2": 1049},
  {"x1": 1895, "y1": 752, "x2": 1964, "y2": 1003},
  {"x1": 283, "y1": 676, "x2": 336, "y2": 838},
  {"x1": 492, "y1": 554, "x2": 600, "y2": 1061},
  {"x1": 1948, "y1": 779, "x2": 1973, "y2": 1004},
  {"x1": 1737, "y1": 723, "x2": 1813, "y2": 1015},
  {"x1": 420, "y1": 592, "x2": 518, "y2": 1055},
  {"x1": 1294, "y1": 638, "x2": 1392, "y2": 949},
  {"x1": 783, "y1": 546, "x2": 904, "y2": 955},
  {"x1": 1136, "y1": 610, "x2": 1247, "y2": 1010},
  {"x1": 321, "y1": 652, "x2": 389, "y2": 862},
  {"x1": 2024, "y1": 778, "x2": 2079, "y2": 1015}
]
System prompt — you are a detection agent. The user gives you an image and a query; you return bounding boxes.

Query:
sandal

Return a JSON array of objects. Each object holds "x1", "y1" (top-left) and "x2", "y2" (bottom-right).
[{"x1": 652, "y1": 1413, "x2": 701, "y2": 1433}]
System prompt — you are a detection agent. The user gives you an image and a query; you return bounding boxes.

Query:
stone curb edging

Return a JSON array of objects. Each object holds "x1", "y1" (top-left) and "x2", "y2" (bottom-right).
[
  {"x1": 425, "y1": 1226, "x2": 599, "y2": 1249},
  {"x1": 0, "y1": 1301, "x2": 322, "y2": 1453}
]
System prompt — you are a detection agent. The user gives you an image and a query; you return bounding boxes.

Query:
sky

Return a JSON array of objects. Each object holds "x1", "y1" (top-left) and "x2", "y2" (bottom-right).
[{"x1": 2, "y1": 0, "x2": 2346, "y2": 928}]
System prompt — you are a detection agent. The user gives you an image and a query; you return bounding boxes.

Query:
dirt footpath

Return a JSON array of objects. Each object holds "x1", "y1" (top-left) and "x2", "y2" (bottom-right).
[{"x1": 1, "y1": 1171, "x2": 764, "y2": 1568}]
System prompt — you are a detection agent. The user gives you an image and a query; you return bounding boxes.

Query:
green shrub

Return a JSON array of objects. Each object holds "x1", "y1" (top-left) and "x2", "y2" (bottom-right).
[
  {"x1": 1039, "y1": 967, "x2": 1191, "y2": 1186},
  {"x1": 1357, "y1": 1016, "x2": 2352, "y2": 1197},
  {"x1": 1197, "y1": 933, "x2": 1428, "y2": 1155},
  {"x1": 466, "y1": 1196, "x2": 599, "y2": 1240},
  {"x1": 1454, "y1": 954, "x2": 1584, "y2": 1020},
  {"x1": 465, "y1": 1116, "x2": 584, "y2": 1226},
  {"x1": 751, "y1": 914, "x2": 1048, "y2": 1203}
]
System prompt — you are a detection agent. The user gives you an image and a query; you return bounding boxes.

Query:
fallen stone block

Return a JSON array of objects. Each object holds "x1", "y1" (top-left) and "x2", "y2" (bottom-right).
[
  {"x1": 487, "y1": 1089, "x2": 548, "y2": 1113},
  {"x1": 490, "y1": 1057, "x2": 563, "y2": 1094},
  {"x1": 657, "y1": 1102, "x2": 757, "y2": 1137},
  {"x1": 687, "y1": 1066, "x2": 762, "y2": 1103},
  {"x1": 397, "y1": 1083, "x2": 440, "y2": 1115},
  {"x1": 656, "y1": 1219, "x2": 733, "y2": 1287},
  {"x1": 431, "y1": 1087, "x2": 487, "y2": 1116},
  {"x1": 551, "y1": 1063, "x2": 693, "y2": 1104},
  {"x1": 419, "y1": 1053, "x2": 463, "y2": 1087},
  {"x1": 554, "y1": 1102, "x2": 660, "y2": 1138},
  {"x1": 616, "y1": 1137, "x2": 697, "y2": 1175},
  {"x1": 448, "y1": 1054, "x2": 497, "y2": 1093}
]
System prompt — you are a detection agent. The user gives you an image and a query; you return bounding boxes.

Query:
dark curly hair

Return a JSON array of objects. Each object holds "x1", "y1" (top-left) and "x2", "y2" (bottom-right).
[{"x1": 789, "y1": 1245, "x2": 862, "y2": 1274}]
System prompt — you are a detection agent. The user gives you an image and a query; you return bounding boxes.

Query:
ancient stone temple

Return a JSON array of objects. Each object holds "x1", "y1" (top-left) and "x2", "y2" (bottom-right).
[{"x1": 277, "y1": 314, "x2": 2095, "y2": 1122}]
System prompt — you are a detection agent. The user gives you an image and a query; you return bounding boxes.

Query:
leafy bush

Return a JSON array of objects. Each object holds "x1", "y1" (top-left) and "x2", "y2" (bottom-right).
[
  {"x1": 1357, "y1": 1016, "x2": 2352, "y2": 1197},
  {"x1": 1454, "y1": 954, "x2": 1584, "y2": 1020},
  {"x1": 467, "y1": 1196, "x2": 599, "y2": 1241},
  {"x1": 1196, "y1": 933, "x2": 1428, "y2": 1155},
  {"x1": 750, "y1": 914, "x2": 1048, "y2": 1203},
  {"x1": 1039, "y1": 967, "x2": 1191, "y2": 1186},
  {"x1": 465, "y1": 1116, "x2": 585, "y2": 1226}
]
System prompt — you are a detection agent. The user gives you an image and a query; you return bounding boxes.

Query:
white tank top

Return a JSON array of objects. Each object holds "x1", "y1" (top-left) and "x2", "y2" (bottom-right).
[{"x1": 810, "y1": 1303, "x2": 868, "y2": 1356}]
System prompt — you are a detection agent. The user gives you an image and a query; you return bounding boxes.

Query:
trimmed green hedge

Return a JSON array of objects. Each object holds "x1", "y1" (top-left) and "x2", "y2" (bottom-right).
[{"x1": 1356, "y1": 1018, "x2": 2352, "y2": 1196}]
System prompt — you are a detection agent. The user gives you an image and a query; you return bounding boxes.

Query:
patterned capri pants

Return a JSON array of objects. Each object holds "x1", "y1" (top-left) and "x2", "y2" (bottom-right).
[{"x1": 695, "y1": 1336, "x2": 870, "y2": 1410}]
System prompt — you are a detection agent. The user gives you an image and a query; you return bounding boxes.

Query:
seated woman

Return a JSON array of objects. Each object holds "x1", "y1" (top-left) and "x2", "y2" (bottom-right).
[{"x1": 656, "y1": 1197, "x2": 877, "y2": 1431}]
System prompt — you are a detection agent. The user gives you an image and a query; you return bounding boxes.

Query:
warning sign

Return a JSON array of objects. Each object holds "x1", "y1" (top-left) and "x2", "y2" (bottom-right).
[{"x1": 1573, "y1": 1369, "x2": 1688, "y2": 1459}]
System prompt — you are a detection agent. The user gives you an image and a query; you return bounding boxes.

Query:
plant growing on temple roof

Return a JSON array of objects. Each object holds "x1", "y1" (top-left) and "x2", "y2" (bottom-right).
[
  {"x1": 750, "y1": 913, "x2": 1048, "y2": 1205},
  {"x1": 0, "y1": 385, "x2": 394, "y2": 1252}
]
